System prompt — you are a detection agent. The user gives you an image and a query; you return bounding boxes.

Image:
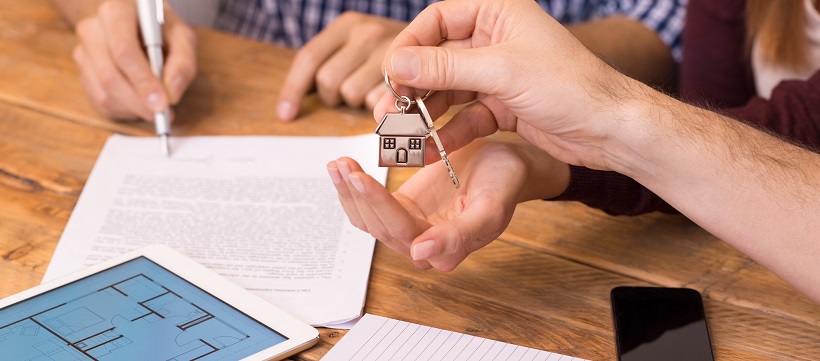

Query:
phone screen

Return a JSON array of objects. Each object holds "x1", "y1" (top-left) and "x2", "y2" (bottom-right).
[{"x1": 611, "y1": 286, "x2": 714, "y2": 361}]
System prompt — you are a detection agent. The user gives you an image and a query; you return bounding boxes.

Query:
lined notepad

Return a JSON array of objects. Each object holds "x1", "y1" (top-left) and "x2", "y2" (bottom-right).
[{"x1": 321, "y1": 314, "x2": 589, "y2": 361}]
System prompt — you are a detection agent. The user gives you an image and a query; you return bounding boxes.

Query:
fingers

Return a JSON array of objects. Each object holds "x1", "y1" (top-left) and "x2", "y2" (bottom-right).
[
  {"x1": 374, "y1": 36, "x2": 479, "y2": 122},
  {"x1": 75, "y1": 17, "x2": 151, "y2": 120},
  {"x1": 163, "y1": 17, "x2": 198, "y2": 104},
  {"x1": 73, "y1": 0, "x2": 184, "y2": 121},
  {"x1": 98, "y1": 1, "x2": 169, "y2": 114},
  {"x1": 327, "y1": 158, "x2": 432, "y2": 270},
  {"x1": 382, "y1": 0, "x2": 498, "y2": 91},
  {"x1": 372, "y1": 88, "x2": 470, "y2": 127},
  {"x1": 74, "y1": 45, "x2": 137, "y2": 119},
  {"x1": 280, "y1": 40, "x2": 347, "y2": 120},
  {"x1": 277, "y1": 12, "x2": 358, "y2": 121},
  {"x1": 338, "y1": 160, "x2": 388, "y2": 242},
  {"x1": 387, "y1": 46, "x2": 506, "y2": 94},
  {"x1": 382, "y1": 0, "x2": 550, "y2": 96},
  {"x1": 336, "y1": 41, "x2": 386, "y2": 108},
  {"x1": 314, "y1": 32, "x2": 375, "y2": 107},
  {"x1": 279, "y1": 12, "x2": 408, "y2": 120},
  {"x1": 364, "y1": 84, "x2": 386, "y2": 110},
  {"x1": 409, "y1": 141, "x2": 530, "y2": 271},
  {"x1": 387, "y1": 0, "x2": 483, "y2": 50},
  {"x1": 373, "y1": 88, "x2": 409, "y2": 124},
  {"x1": 327, "y1": 160, "x2": 365, "y2": 231},
  {"x1": 334, "y1": 158, "x2": 404, "y2": 249},
  {"x1": 423, "y1": 101, "x2": 500, "y2": 165},
  {"x1": 410, "y1": 200, "x2": 506, "y2": 272}
]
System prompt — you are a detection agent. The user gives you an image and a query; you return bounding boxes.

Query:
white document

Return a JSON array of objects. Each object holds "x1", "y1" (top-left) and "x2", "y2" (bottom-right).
[
  {"x1": 321, "y1": 314, "x2": 589, "y2": 361},
  {"x1": 45, "y1": 134, "x2": 387, "y2": 327}
]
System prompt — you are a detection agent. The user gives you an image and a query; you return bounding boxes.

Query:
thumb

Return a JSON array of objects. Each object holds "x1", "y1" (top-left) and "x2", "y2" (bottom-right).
[
  {"x1": 410, "y1": 197, "x2": 510, "y2": 271},
  {"x1": 387, "y1": 46, "x2": 501, "y2": 95}
]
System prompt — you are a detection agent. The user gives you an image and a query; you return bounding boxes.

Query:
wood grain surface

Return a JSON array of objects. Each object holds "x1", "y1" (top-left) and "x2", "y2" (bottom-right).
[{"x1": 0, "y1": 1, "x2": 817, "y2": 360}]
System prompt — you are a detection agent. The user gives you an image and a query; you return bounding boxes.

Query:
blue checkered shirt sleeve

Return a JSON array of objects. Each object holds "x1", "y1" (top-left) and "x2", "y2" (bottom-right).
[
  {"x1": 215, "y1": 0, "x2": 437, "y2": 48},
  {"x1": 216, "y1": 0, "x2": 686, "y2": 62}
]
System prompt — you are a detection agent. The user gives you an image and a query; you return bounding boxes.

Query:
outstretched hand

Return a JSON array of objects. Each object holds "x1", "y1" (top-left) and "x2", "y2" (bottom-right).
[{"x1": 327, "y1": 139, "x2": 569, "y2": 271}]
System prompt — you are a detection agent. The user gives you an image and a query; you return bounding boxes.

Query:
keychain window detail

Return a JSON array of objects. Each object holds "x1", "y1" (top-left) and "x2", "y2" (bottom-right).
[{"x1": 383, "y1": 138, "x2": 396, "y2": 149}]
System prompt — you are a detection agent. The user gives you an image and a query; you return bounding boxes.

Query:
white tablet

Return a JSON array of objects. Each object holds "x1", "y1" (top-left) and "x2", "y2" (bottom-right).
[{"x1": 0, "y1": 244, "x2": 319, "y2": 360}]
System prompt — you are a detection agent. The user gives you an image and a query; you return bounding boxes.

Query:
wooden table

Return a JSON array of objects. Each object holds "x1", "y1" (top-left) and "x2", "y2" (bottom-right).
[{"x1": 0, "y1": 1, "x2": 817, "y2": 360}]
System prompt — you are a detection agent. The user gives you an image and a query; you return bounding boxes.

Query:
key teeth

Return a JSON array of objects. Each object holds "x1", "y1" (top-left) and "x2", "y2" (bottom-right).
[
  {"x1": 450, "y1": 173, "x2": 461, "y2": 189},
  {"x1": 414, "y1": 94, "x2": 460, "y2": 189},
  {"x1": 440, "y1": 154, "x2": 460, "y2": 189}
]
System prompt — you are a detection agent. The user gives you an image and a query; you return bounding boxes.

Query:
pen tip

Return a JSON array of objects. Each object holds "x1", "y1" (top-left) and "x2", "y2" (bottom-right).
[{"x1": 160, "y1": 135, "x2": 171, "y2": 157}]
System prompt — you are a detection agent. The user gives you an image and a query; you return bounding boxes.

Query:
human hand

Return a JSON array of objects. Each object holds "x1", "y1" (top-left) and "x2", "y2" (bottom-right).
[
  {"x1": 375, "y1": 0, "x2": 638, "y2": 172},
  {"x1": 326, "y1": 139, "x2": 570, "y2": 271},
  {"x1": 72, "y1": 0, "x2": 197, "y2": 121},
  {"x1": 277, "y1": 12, "x2": 407, "y2": 121}
]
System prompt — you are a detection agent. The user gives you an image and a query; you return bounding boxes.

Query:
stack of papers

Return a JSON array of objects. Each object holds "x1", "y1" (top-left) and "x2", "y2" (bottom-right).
[{"x1": 45, "y1": 135, "x2": 387, "y2": 327}]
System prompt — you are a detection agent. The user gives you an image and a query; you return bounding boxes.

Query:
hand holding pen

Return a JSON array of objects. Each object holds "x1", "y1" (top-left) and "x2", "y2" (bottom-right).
[
  {"x1": 137, "y1": 0, "x2": 172, "y2": 155},
  {"x1": 70, "y1": 0, "x2": 197, "y2": 146}
]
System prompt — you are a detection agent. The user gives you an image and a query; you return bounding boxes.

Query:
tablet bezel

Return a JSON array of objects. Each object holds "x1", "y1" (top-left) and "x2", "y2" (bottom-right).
[{"x1": 0, "y1": 244, "x2": 319, "y2": 361}]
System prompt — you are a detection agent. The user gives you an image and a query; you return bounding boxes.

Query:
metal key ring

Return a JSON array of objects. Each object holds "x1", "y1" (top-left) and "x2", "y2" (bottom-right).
[
  {"x1": 384, "y1": 68, "x2": 433, "y2": 104},
  {"x1": 394, "y1": 95, "x2": 413, "y2": 113}
]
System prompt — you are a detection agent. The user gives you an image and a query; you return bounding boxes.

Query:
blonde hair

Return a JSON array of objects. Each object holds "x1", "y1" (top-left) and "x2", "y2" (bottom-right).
[{"x1": 746, "y1": 0, "x2": 810, "y2": 70}]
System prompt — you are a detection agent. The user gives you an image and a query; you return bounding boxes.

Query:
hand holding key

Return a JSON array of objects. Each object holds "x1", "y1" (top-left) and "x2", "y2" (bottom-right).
[{"x1": 374, "y1": 0, "x2": 629, "y2": 173}]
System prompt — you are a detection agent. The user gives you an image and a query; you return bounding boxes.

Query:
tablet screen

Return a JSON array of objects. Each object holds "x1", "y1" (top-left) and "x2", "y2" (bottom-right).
[{"x1": 0, "y1": 257, "x2": 288, "y2": 360}]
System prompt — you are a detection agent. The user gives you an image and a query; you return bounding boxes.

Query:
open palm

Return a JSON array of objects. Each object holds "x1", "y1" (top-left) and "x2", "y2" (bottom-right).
[{"x1": 327, "y1": 139, "x2": 568, "y2": 271}]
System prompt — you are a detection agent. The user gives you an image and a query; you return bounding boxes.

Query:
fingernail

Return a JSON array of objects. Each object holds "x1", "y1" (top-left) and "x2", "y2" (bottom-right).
[
  {"x1": 349, "y1": 174, "x2": 366, "y2": 193},
  {"x1": 337, "y1": 160, "x2": 351, "y2": 181},
  {"x1": 277, "y1": 100, "x2": 295, "y2": 121},
  {"x1": 412, "y1": 240, "x2": 438, "y2": 261},
  {"x1": 391, "y1": 49, "x2": 419, "y2": 81},
  {"x1": 146, "y1": 92, "x2": 167, "y2": 112},
  {"x1": 327, "y1": 163, "x2": 342, "y2": 185}
]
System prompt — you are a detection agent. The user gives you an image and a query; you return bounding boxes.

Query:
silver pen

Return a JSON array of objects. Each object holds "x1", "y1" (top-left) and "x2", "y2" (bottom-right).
[{"x1": 137, "y1": 0, "x2": 171, "y2": 156}]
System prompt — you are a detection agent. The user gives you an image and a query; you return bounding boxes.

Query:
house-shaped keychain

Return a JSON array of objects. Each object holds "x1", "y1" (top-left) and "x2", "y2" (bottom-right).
[{"x1": 375, "y1": 113, "x2": 427, "y2": 167}]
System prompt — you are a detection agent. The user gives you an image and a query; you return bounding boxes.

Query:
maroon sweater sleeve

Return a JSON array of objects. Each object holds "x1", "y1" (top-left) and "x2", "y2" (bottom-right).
[
  {"x1": 550, "y1": 166, "x2": 677, "y2": 216},
  {"x1": 547, "y1": 0, "x2": 820, "y2": 216},
  {"x1": 551, "y1": 70, "x2": 820, "y2": 216},
  {"x1": 548, "y1": 0, "x2": 749, "y2": 216},
  {"x1": 679, "y1": 0, "x2": 755, "y2": 108},
  {"x1": 725, "y1": 71, "x2": 820, "y2": 150}
]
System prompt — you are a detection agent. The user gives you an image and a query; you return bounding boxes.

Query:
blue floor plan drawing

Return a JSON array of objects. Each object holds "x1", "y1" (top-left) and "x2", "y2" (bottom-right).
[{"x1": 0, "y1": 258, "x2": 287, "y2": 361}]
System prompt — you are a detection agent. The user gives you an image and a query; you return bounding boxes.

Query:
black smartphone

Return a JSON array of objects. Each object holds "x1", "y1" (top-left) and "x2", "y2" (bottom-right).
[{"x1": 610, "y1": 286, "x2": 715, "y2": 361}]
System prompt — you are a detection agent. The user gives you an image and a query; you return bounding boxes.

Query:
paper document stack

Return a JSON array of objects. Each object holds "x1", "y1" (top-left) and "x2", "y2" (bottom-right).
[{"x1": 45, "y1": 134, "x2": 386, "y2": 327}]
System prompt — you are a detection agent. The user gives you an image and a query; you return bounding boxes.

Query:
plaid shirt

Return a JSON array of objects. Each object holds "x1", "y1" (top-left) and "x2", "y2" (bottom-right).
[{"x1": 215, "y1": 0, "x2": 686, "y2": 62}]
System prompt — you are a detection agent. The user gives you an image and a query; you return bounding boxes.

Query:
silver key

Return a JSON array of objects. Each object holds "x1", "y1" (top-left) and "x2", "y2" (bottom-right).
[{"x1": 415, "y1": 95, "x2": 460, "y2": 189}]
